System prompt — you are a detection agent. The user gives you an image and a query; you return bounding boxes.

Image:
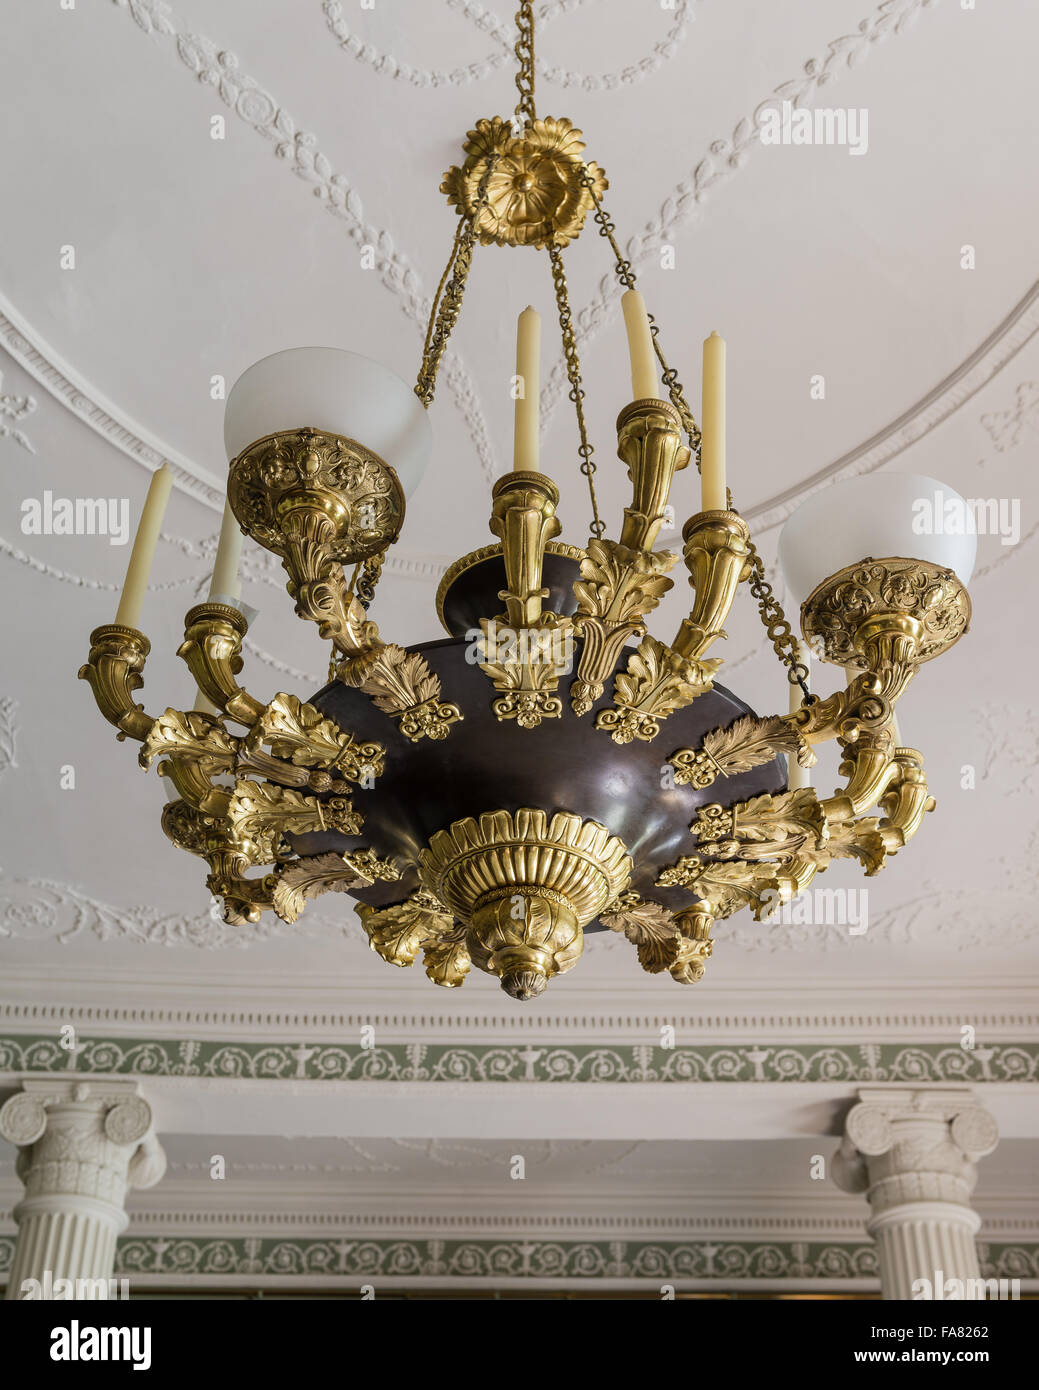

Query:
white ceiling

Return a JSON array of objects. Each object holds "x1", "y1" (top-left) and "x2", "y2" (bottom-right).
[{"x1": 1, "y1": 0, "x2": 1037, "y2": 1271}]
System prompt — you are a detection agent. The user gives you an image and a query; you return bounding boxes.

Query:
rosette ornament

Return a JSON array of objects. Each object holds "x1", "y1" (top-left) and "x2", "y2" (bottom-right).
[{"x1": 441, "y1": 116, "x2": 607, "y2": 249}]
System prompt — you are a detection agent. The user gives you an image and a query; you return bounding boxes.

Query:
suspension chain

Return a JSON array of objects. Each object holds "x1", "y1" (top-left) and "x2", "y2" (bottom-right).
[
  {"x1": 356, "y1": 548, "x2": 386, "y2": 609},
  {"x1": 549, "y1": 243, "x2": 604, "y2": 539},
  {"x1": 580, "y1": 170, "x2": 701, "y2": 457},
  {"x1": 422, "y1": 217, "x2": 465, "y2": 365},
  {"x1": 514, "y1": 1, "x2": 536, "y2": 126},
  {"x1": 741, "y1": 511, "x2": 811, "y2": 700},
  {"x1": 415, "y1": 156, "x2": 498, "y2": 408},
  {"x1": 580, "y1": 169, "x2": 812, "y2": 694}
]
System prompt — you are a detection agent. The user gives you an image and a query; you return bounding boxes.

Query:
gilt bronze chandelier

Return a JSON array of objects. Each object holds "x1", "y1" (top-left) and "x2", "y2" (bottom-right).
[{"x1": 80, "y1": 6, "x2": 975, "y2": 1000}]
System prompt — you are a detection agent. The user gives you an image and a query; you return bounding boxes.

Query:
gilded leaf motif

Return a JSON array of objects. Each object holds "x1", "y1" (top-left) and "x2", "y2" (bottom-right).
[
  {"x1": 139, "y1": 708, "x2": 237, "y2": 773},
  {"x1": 356, "y1": 889, "x2": 455, "y2": 969},
  {"x1": 422, "y1": 925, "x2": 471, "y2": 988},
  {"x1": 271, "y1": 849, "x2": 401, "y2": 925},
  {"x1": 670, "y1": 714, "x2": 813, "y2": 789}
]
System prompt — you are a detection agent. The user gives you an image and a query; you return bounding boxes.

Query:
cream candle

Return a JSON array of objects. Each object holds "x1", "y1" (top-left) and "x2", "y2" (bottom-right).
[
  {"x1": 513, "y1": 306, "x2": 541, "y2": 472},
  {"x1": 700, "y1": 331, "x2": 727, "y2": 511},
  {"x1": 210, "y1": 495, "x2": 243, "y2": 601},
  {"x1": 115, "y1": 464, "x2": 173, "y2": 628},
  {"x1": 621, "y1": 289, "x2": 660, "y2": 399}
]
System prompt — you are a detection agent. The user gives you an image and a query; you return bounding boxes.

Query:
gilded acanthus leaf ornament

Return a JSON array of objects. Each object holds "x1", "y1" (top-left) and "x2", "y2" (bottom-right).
[
  {"x1": 270, "y1": 849, "x2": 401, "y2": 925},
  {"x1": 356, "y1": 888, "x2": 456, "y2": 969},
  {"x1": 655, "y1": 855, "x2": 801, "y2": 922},
  {"x1": 669, "y1": 713, "x2": 813, "y2": 789},
  {"x1": 693, "y1": 788, "x2": 828, "y2": 862},
  {"x1": 478, "y1": 618, "x2": 571, "y2": 729},
  {"x1": 421, "y1": 924, "x2": 471, "y2": 989},
  {"x1": 600, "y1": 891, "x2": 715, "y2": 983},
  {"x1": 600, "y1": 891, "x2": 682, "y2": 974},
  {"x1": 339, "y1": 644, "x2": 463, "y2": 743},
  {"x1": 596, "y1": 635, "x2": 718, "y2": 744},
  {"x1": 441, "y1": 116, "x2": 607, "y2": 249},
  {"x1": 572, "y1": 539, "x2": 677, "y2": 625},
  {"x1": 138, "y1": 708, "x2": 237, "y2": 775},
  {"x1": 808, "y1": 815, "x2": 888, "y2": 877},
  {"x1": 570, "y1": 540, "x2": 677, "y2": 715},
  {"x1": 243, "y1": 693, "x2": 385, "y2": 780},
  {"x1": 226, "y1": 780, "x2": 363, "y2": 863}
]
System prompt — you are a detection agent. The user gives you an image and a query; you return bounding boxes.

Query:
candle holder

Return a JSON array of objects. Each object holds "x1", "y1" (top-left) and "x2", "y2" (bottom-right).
[
  {"x1": 569, "y1": 398, "x2": 688, "y2": 717},
  {"x1": 476, "y1": 471, "x2": 573, "y2": 729}
]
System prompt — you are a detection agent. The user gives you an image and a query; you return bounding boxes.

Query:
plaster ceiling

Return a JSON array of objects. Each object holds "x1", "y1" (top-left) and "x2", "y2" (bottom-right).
[{"x1": 0, "y1": 0, "x2": 1038, "y2": 1254}]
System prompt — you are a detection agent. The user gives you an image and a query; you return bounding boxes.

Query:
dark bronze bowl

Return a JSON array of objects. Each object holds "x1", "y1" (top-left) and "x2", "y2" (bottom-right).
[{"x1": 290, "y1": 549, "x2": 786, "y2": 927}]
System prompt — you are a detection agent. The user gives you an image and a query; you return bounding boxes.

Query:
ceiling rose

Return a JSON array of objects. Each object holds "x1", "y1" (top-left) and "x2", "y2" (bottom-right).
[{"x1": 80, "y1": 4, "x2": 975, "y2": 1000}]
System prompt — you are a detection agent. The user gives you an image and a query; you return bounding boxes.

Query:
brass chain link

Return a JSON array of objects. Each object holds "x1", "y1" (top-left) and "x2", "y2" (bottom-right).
[
  {"x1": 415, "y1": 156, "x2": 499, "y2": 408},
  {"x1": 514, "y1": 1, "x2": 536, "y2": 126},
  {"x1": 580, "y1": 170, "x2": 701, "y2": 456},
  {"x1": 741, "y1": 516, "x2": 812, "y2": 699},
  {"x1": 357, "y1": 549, "x2": 386, "y2": 608},
  {"x1": 548, "y1": 243, "x2": 604, "y2": 539},
  {"x1": 579, "y1": 169, "x2": 810, "y2": 696},
  {"x1": 422, "y1": 217, "x2": 465, "y2": 365}
]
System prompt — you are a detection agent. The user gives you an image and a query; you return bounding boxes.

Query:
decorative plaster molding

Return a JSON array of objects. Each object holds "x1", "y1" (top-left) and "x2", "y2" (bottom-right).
[
  {"x1": 3, "y1": 870, "x2": 1036, "y2": 957},
  {"x1": 112, "y1": 0, "x2": 499, "y2": 485},
  {"x1": 322, "y1": 0, "x2": 694, "y2": 93},
  {"x1": 0, "y1": 1035, "x2": 1035, "y2": 1085},
  {"x1": 0, "y1": 876, "x2": 340, "y2": 951},
  {"x1": 0, "y1": 302, "x2": 225, "y2": 506},
  {"x1": 0, "y1": 368, "x2": 36, "y2": 454},
  {"x1": 1, "y1": 988, "x2": 1037, "y2": 1041},
  {"x1": 981, "y1": 380, "x2": 1039, "y2": 454},
  {"x1": 539, "y1": 0, "x2": 941, "y2": 423},
  {"x1": 3, "y1": 983, "x2": 1038, "y2": 1041},
  {"x1": 0, "y1": 698, "x2": 16, "y2": 780},
  {"x1": 747, "y1": 281, "x2": 1039, "y2": 532},
  {"x1": 0, "y1": 1231, "x2": 1034, "y2": 1288},
  {"x1": 0, "y1": 1233, "x2": 874, "y2": 1284}
]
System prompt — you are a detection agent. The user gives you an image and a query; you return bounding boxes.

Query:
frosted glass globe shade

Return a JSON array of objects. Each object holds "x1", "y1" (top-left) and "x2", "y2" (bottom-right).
[
  {"x1": 224, "y1": 347, "x2": 431, "y2": 499},
  {"x1": 778, "y1": 473, "x2": 976, "y2": 607}
]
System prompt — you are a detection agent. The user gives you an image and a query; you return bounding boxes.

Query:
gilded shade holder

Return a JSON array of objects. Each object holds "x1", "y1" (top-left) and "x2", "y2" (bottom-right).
[
  {"x1": 226, "y1": 426, "x2": 459, "y2": 742},
  {"x1": 800, "y1": 557, "x2": 971, "y2": 669},
  {"x1": 226, "y1": 426, "x2": 405, "y2": 567}
]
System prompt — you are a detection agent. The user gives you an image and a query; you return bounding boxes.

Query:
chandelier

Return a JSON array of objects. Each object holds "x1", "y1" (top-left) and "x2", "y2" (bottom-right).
[{"x1": 80, "y1": 6, "x2": 975, "y2": 1000}]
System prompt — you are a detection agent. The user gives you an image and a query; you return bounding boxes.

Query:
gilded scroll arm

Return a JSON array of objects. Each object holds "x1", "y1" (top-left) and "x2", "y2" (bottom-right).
[{"x1": 78, "y1": 625, "x2": 156, "y2": 744}]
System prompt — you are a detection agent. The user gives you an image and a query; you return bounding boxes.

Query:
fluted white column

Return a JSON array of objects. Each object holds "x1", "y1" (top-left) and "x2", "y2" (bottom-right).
[
  {"x1": 832, "y1": 1087, "x2": 998, "y2": 1300},
  {"x1": 0, "y1": 1079, "x2": 166, "y2": 1300}
]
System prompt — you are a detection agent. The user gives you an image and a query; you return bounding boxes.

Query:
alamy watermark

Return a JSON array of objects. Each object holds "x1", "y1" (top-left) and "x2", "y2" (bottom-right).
[
  {"x1": 759, "y1": 886, "x2": 868, "y2": 935},
  {"x1": 912, "y1": 1270, "x2": 1020, "y2": 1301},
  {"x1": 758, "y1": 101, "x2": 869, "y2": 156},
  {"x1": 20, "y1": 491, "x2": 129, "y2": 545},
  {"x1": 465, "y1": 621, "x2": 574, "y2": 672},
  {"x1": 20, "y1": 1272, "x2": 130, "y2": 1299},
  {"x1": 912, "y1": 491, "x2": 1020, "y2": 546}
]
